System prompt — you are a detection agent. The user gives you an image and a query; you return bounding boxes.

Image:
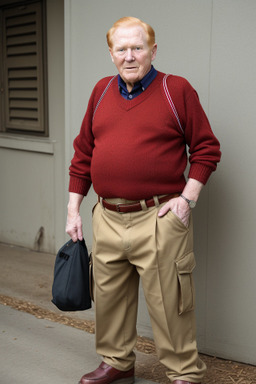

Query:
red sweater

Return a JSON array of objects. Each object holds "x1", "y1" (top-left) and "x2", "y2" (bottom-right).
[{"x1": 69, "y1": 72, "x2": 221, "y2": 200}]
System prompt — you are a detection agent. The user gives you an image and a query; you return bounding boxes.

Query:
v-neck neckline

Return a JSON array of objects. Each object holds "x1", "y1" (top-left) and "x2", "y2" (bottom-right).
[{"x1": 112, "y1": 73, "x2": 162, "y2": 111}]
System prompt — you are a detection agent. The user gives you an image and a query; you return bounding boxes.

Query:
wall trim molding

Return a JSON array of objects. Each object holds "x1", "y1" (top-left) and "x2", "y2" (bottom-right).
[{"x1": 0, "y1": 134, "x2": 55, "y2": 154}]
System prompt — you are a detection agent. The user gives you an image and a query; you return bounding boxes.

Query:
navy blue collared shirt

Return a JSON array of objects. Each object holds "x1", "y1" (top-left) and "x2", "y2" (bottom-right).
[{"x1": 118, "y1": 66, "x2": 158, "y2": 100}]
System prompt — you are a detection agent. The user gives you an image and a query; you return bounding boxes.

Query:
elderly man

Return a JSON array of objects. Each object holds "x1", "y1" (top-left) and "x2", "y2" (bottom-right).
[{"x1": 66, "y1": 17, "x2": 221, "y2": 384}]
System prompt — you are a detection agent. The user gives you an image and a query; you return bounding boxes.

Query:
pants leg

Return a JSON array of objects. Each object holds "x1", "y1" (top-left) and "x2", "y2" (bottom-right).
[
  {"x1": 92, "y1": 201, "x2": 206, "y2": 382},
  {"x1": 133, "y1": 206, "x2": 206, "y2": 383},
  {"x1": 92, "y1": 203, "x2": 139, "y2": 371}
]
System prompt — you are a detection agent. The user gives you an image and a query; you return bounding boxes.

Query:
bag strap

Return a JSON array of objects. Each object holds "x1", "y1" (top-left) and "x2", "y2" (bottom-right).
[
  {"x1": 163, "y1": 74, "x2": 184, "y2": 135},
  {"x1": 92, "y1": 75, "x2": 117, "y2": 121}
]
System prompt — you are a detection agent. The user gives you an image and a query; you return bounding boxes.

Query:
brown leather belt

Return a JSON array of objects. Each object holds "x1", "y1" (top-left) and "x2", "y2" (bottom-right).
[{"x1": 100, "y1": 193, "x2": 180, "y2": 213}]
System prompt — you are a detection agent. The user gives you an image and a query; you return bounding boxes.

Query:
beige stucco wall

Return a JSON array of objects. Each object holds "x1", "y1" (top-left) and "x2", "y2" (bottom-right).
[
  {"x1": 196, "y1": 1, "x2": 256, "y2": 363},
  {"x1": 0, "y1": 0, "x2": 65, "y2": 253},
  {"x1": 64, "y1": 0, "x2": 256, "y2": 364}
]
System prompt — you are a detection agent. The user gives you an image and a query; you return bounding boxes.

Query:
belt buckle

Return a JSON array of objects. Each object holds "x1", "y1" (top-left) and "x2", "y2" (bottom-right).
[{"x1": 116, "y1": 203, "x2": 123, "y2": 213}]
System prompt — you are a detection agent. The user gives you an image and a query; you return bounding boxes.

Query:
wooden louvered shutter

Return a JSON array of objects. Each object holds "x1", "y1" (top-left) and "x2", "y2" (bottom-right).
[{"x1": 2, "y1": 1, "x2": 47, "y2": 134}]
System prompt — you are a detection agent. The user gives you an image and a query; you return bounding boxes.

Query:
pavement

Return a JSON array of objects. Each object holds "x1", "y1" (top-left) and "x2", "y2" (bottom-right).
[{"x1": 0, "y1": 243, "x2": 156, "y2": 384}]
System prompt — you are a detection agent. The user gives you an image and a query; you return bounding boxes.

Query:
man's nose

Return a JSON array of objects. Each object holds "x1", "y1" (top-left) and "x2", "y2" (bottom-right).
[{"x1": 125, "y1": 48, "x2": 134, "y2": 61}]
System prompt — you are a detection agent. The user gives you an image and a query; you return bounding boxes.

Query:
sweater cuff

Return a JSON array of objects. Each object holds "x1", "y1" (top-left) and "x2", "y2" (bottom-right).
[
  {"x1": 69, "y1": 176, "x2": 91, "y2": 196},
  {"x1": 188, "y1": 163, "x2": 213, "y2": 185}
]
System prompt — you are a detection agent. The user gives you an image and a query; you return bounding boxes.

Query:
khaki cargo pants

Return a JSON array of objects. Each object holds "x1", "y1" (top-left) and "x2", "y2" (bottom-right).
[{"x1": 92, "y1": 198, "x2": 206, "y2": 383}]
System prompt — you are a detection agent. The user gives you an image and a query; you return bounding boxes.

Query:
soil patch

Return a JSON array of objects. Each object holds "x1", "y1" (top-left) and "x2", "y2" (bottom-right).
[{"x1": 1, "y1": 294, "x2": 255, "y2": 383}]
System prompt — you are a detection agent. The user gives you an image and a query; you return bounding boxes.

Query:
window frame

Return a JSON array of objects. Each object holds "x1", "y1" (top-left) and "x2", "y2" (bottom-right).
[{"x1": 0, "y1": 0, "x2": 48, "y2": 137}]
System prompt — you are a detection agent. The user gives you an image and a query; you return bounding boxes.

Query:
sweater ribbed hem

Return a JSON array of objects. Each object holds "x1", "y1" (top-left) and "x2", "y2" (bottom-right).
[
  {"x1": 69, "y1": 176, "x2": 91, "y2": 196},
  {"x1": 188, "y1": 164, "x2": 213, "y2": 185}
]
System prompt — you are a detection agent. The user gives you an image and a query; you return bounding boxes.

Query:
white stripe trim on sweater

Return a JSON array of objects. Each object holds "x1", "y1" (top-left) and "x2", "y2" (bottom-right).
[
  {"x1": 163, "y1": 74, "x2": 184, "y2": 134},
  {"x1": 93, "y1": 74, "x2": 184, "y2": 136},
  {"x1": 93, "y1": 75, "x2": 117, "y2": 121}
]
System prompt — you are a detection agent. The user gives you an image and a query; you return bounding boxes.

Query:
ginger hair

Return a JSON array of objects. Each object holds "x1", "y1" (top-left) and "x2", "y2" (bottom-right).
[{"x1": 107, "y1": 17, "x2": 155, "y2": 49}]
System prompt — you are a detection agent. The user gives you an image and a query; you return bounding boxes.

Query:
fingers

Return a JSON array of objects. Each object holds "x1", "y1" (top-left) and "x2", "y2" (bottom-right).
[
  {"x1": 158, "y1": 201, "x2": 171, "y2": 217},
  {"x1": 157, "y1": 197, "x2": 191, "y2": 227},
  {"x1": 66, "y1": 213, "x2": 83, "y2": 242},
  {"x1": 70, "y1": 230, "x2": 82, "y2": 243},
  {"x1": 65, "y1": 225, "x2": 78, "y2": 242},
  {"x1": 77, "y1": 226, "x2": 84, "y2": 242},
  {"x1": 67, "y1": 227, "x2": 83, "y2": 243},
  {"x1": 178, "y1": 212, "x2": 190, "y2": 227}
]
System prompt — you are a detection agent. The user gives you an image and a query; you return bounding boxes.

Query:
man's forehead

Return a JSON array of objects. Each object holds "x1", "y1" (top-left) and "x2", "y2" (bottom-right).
[{"x1": 112, "y1": 25, "x2": 147, "y2": 43}]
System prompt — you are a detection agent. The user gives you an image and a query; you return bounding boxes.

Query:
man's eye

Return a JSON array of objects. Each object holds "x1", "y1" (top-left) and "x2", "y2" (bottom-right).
[{"x1": 135, "y1": 47, "x2": 141, "y2": 50}]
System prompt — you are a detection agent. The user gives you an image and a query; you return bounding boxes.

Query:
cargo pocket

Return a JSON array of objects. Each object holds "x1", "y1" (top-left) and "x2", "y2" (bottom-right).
[{"x1": 175, "y1": 252, "x2": 196, "y2": 315}]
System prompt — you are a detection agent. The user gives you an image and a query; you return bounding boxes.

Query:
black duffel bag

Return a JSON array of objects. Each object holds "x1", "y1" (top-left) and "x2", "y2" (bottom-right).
[{"x1": 52, "y1": 238, "x2": 91, "y2": 311}]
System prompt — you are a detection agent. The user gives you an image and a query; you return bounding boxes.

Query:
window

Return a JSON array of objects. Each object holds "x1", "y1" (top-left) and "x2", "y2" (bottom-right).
[{"x1": 0, "y1": 0, "x2": 48, "y2": 136}]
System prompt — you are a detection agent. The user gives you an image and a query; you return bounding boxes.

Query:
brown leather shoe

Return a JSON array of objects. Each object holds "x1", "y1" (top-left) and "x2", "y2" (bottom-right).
[
  {"x1": 79, "y1": 362, "x2": 135, "y2": 384},
  {"x1": 173, "y1": 381, "x2": 201, "y2": 384}
]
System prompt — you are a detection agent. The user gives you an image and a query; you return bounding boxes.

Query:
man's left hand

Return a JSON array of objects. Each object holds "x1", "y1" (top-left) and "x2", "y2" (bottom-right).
[{"x1": 157, "y1": 196, "x2": 191, "y2": 227}]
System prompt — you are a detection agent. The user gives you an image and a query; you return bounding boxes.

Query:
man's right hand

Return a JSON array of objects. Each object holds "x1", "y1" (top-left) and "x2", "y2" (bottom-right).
[
  {"x1": 66, "y1": 192, "x2": 84, "y2": 242},
  {"x1": 66, "y1": 211, "x2": 83, "y2": 242}
]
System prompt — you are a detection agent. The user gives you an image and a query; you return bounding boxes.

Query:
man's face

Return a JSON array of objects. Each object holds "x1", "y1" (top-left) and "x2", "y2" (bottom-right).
[{"x1": 109, "y1": 25, "x2": 157, "y2": 92}]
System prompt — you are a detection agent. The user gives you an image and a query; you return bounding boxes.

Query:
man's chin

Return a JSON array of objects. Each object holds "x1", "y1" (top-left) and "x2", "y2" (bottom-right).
[{"x1": 122, "y1": 74, "x2": 139, "y2": 84}]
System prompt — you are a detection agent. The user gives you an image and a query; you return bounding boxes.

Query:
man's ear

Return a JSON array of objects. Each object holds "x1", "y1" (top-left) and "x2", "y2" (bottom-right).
[
  {"x1": 109, "y1": 48, "x2": 114, "y2": 63},
  {"x1": 151, "y1": 44, "x2": 157, "y2": 61}
]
